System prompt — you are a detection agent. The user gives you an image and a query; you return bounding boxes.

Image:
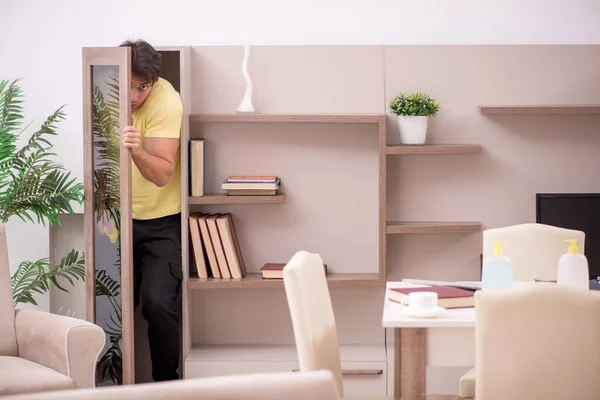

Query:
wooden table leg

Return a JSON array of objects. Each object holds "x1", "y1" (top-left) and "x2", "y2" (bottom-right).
[{"x1": 394, "y1": 327, "x2": 426, "y2": 400}]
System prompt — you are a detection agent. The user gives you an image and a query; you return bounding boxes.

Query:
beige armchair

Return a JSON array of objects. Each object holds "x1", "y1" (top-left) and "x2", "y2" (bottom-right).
[
  {"x1": 461, "y1": 222, "x2": 586, "y2": 398},
  {"x1": 2, "y1": 370, "x2": 340, "y2": 400},
  {"x1": 0, "y1": 224, "x2": 106, "y2": 396},
  {"x1": 473, "y1": 283, "x2": 600, "y2": 400}
]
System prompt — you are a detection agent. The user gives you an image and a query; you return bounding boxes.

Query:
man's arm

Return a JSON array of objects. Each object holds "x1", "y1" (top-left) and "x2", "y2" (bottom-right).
[
  {"x1": 122, "y1": 91, "x2": 183, "y2": 187},
  {"x1": 131, "y1": 137, "x2": 179, "y2": 187}
]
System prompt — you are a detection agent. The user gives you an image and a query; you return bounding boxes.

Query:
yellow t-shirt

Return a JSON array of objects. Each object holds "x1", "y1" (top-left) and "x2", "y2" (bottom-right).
[{"x1": 131, "y1": 77, "x2": 183, "y2": 220}]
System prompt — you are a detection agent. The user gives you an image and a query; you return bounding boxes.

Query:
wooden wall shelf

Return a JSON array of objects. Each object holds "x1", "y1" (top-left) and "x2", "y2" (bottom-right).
[
  {"x1": 386, "y1": 145, "x2": 482, "y2": 155},
  {"x1": 386, "y1": 221, "x2": 481, "y2": 234},
  {"x1": 189, "y1": 194, "x2": 285, "y2": 205},
  {"x1": 479, "y1": 105, "x2": 600, "y2": 115},
  {"x1": 190, "y1": 113, "x2": 384, "y2": 124},
  {"x1": 187, "y1": 273, "x2": 381, "y2": 289}
]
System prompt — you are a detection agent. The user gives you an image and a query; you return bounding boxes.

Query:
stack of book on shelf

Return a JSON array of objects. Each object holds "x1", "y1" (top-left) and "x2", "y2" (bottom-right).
[
  {"x1": 221, "y1": 175, "x2": 281, "y2": 196},
  {"x1": 188, "y1": 212, "x2": 246, "y2": 279}
]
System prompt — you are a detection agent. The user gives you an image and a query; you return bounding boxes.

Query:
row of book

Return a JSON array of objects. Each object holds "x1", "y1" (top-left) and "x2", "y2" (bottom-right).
[
  {"x1": 189, "y1": 212, "x2": 246, "y2": 279},
  {"x1": 189, "y1": 211, "x2": 330, "y2": 280},
  {"x1": 188, "y1": 138, "x2": 282, "y2": 197}
]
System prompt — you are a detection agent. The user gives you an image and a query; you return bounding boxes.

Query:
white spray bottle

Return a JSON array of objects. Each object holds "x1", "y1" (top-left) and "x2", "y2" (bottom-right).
[{"x1": 557, "y1": 239, "x2": 589, "y2": 290}]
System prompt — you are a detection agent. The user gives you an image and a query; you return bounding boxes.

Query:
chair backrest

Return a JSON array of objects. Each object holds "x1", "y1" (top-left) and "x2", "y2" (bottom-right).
[
  {"x1": 282, "y1": 251, "x2": 344, "y2": 397},
  {"x1": 0, "y1": 224, "x2": 17, "y2": 356},
  {"x1": 475, "y1": 284, "x2": 600, "y2": 400},
  {"x1": 2, "y1": 370, "x2": 340, "y2": 400},
  {"x1": 482, "y1": 223, "x2": 585, "y2": 281}
]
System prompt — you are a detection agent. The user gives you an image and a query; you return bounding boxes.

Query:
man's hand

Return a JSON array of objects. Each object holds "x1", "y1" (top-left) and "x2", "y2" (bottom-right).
[
  {"x1": 122, "y1": 117, "x2": 141, "y2": 151},
  {"x1": 122, "y1": 116, "x2": 179, "y2": 187}
]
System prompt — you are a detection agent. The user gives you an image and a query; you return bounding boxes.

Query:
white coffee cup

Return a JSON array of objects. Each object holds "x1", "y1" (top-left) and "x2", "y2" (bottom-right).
[{"x1": 401, "y1": 291, "x2": 438, "y2": 311}]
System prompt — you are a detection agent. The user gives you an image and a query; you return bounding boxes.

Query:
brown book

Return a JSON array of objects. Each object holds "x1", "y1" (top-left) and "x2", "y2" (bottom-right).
[
  {"x1": 215, "y1": 213, "x2": 246, "y2": 279},
  {"x1": 389, "y1": 286, "x2": 475, "y2": 309},
  {"x1": 227, "y1": 175, "x2": 278, "y2": 182},
  {"x1": 260, "y1": 263, "x2": 327, "y2": 279},
  {"x1": 189, "y1": 139, "x2": 205, "y2": 196},
  {"x1": 198, "y1": 213, "x2": 221, "y2": 278},
  {"x1": 206, "y1": 213, "x2": 232, "y2": 279},
  {"x1": 227, "y1": 189, "x2": 277, "y2": 196},
  {"x1": 188, "y1": 214, "x2": 208, "y2": 279}
]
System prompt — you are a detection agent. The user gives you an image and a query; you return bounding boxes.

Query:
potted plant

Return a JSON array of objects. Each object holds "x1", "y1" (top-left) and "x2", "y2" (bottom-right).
[
  {"x1": 2, "y1": 78, "x2": 125, "y2": 385},
  {"x1": 0, "y1": 78, "x2": 86, "y2": 307},
  {"x1": 389, "y1": 92, "x2": 440, "y2": 145}
]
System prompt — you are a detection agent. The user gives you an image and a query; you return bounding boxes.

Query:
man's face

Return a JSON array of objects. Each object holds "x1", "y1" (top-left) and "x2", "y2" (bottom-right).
[{"x1": 130, "y1": 74, "x2": 153, "y2": 112}]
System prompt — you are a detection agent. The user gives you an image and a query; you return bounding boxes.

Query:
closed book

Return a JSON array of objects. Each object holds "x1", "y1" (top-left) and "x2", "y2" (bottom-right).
[{"x1": 389, "y1": 286, "x2": 475, "y2": 309}]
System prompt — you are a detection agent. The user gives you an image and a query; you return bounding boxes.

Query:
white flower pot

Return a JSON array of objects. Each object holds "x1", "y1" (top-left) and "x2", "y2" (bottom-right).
[{"x1": 397, "y1": 115, "x2": 429, "y2": 145}]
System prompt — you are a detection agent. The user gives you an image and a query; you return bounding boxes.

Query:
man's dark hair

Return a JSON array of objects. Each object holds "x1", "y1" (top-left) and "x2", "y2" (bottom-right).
[{"x1": 120, "y1": 39, "x2": 162, "y2": 83}]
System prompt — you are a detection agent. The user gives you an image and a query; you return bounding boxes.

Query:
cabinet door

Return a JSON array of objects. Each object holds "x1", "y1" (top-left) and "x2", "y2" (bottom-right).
[{"x1": 82, "y1": 47, "x2": 134, "y2": 385}]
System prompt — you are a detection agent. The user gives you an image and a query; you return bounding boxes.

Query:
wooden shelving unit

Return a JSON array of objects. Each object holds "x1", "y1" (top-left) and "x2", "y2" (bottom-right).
[
  {"x1": 189, "y1": 193, "x2": 285, "y2": 205},
  {"x1": 479, "y1": 105, "x2": 600, "y2": 115},
  {"x1": 386, "y1": 144, "x2": 482, "y2": 155},
  {"x1": 190, "y1": 113, "x2": 383, "y2": 124},
  {"x1": 386, "y1": 221, "x2": 482, "y2": 234},
  {"x1": 187, "y1": 273, "x2": 380, "y2": 289},
  {"x1": 169, "y1": 45, "x2": 488, "y2": 395},
  {"x1": 188, "y1": 112, "x2": 387, "y2": 286}
]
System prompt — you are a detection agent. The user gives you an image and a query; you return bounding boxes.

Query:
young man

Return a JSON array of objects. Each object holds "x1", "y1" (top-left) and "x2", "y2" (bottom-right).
[{"x1": 120, "y1": 39, "x2": 184, "y2": 382}]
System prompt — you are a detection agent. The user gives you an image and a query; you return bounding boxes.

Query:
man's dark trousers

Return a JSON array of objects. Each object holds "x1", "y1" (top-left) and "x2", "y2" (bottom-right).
[{"x1": 132, "y1": 212, "x2": 182, "y2": 381}]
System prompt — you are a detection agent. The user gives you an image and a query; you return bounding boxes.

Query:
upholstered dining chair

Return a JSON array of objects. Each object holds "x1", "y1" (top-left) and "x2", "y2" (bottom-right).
[
  {"x1": 282, "y1": 250, "x2": 392, "y2": 400},
  {"x1": 2, "y1": 370, "x2": 340, "y2": 400},
  {"x1": 482, "y1": 222, "x2": 585, "y2": 282},
  {"x1": 461, "y1": 222, "x2": 586, "y2": 399},
  {"x1": 471, "y1": 283, "x2": 600, "y2": 400},
  {"x1": 0, "y1": 224, "x2": 106, "y2": 396}
]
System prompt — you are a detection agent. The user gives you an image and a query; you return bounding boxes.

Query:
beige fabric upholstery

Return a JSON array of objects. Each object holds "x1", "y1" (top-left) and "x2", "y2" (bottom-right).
[
  {"x1": 2, "y1": 370, "x2": 340, "y2": 400},
  {"x1": 474, "y1": 284, "x2": 600, "y2": 400},
  {"x1": 0, "y1": 223, "x2": 106, "y2": 396},
  {"x1": 458, "y1": 366, "x2": 475, "y2": 399},
  {"x1": 0, "y1": 225, "x2": 17, "y2": 357},
  {"x1": 283, "y1": 250, "x2": 391, "y2": 399},
  {"x1": 0, "y1": 356, "x2": 74, "y2": 395},
  {"x1": 482, "y1": 222, "x2": 585, "y2": 281},
  {"x1": 14, "y1": 308, "x2": 106, "y2": 389}
]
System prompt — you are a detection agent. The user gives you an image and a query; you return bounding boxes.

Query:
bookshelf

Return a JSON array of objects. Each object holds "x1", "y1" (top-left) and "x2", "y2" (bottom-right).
[
  {"x1": 187, "y1": 112, "x2": 387, "y2": 286},
  {"x1": 386, "y1": 221, "x2": 482, "y2": 235},
  {"x1": 386, "y1": 144, "x2": 482, "y2": 155},
  {"x1": 164, "y1": 45, "x2": 485, "y2": 396},
  {"x1": 187, "y1": 273, "x2": 380, "y2": 289},
  {"x1": 188, "y1": 193, "x2": 285, "y2": 205},
  {"x1": 479, "y1": 105, "x2": 600, "y2": 115}
]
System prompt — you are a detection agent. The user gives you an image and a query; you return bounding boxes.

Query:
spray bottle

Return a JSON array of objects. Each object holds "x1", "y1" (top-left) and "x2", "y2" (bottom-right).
[
  {"x1": 481, "y1": 241, "x2": 514, "y2": 290},
  {"x1": 557, "y1": 239, "x2": 589, "y2": 290}
]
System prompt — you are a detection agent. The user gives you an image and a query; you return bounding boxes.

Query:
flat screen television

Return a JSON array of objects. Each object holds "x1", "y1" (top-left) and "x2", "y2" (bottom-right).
[{"x1": 536, "y1": 193, "x2": 600, "y2": 279}]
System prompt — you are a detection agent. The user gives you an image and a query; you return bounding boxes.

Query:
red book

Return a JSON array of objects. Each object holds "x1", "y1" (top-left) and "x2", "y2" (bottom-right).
[{"x1": 389, "y1": 286, "x2": 475, "y2": 309}]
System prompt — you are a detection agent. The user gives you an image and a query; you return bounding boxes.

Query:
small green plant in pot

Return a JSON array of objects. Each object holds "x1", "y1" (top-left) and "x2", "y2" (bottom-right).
[{"x1": 389, "y1": 92, "x2": 440, "y2": 145}]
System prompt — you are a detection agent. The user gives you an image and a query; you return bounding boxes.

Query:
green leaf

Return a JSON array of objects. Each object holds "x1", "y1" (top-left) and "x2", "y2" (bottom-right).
[
  {"x1": 389, "y1": 92, "x2": 441, "y2": 117},
  {"x1": 10, "y1": 249, "x2": 85, "y2": 306}
]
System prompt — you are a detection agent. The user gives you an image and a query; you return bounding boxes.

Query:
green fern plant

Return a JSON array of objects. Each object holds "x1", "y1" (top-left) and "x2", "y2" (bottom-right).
[
  {"x1": 389, "y1": 92, "x2": 440, "y2": 117},
  {"x1": 0, "y1": 78, "x2": 86, "y2": 306},
  {"x1": 11, "y1": 249, "x2": 85, "y2": 306}
]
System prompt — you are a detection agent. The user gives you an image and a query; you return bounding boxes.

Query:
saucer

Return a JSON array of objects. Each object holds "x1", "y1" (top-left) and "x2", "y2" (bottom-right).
[{"x1": 403, "y1": 306, "x2": 446, "y2": 319}]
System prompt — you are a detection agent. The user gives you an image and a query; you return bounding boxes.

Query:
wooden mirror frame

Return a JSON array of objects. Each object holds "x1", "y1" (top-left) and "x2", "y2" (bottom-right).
[{"x1": 82, "y1": 46, "x2": 134, "y2": 385}]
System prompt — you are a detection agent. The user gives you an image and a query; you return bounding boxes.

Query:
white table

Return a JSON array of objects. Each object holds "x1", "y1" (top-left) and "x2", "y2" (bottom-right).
[{"x1": 382, "y1": 281, "x2": 477, "y2": 400}]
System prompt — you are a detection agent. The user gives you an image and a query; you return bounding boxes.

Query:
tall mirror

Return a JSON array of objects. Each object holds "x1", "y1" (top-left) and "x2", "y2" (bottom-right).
[{"x1": 82, "y1": 47, "x2": 134, "y2": 386}]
